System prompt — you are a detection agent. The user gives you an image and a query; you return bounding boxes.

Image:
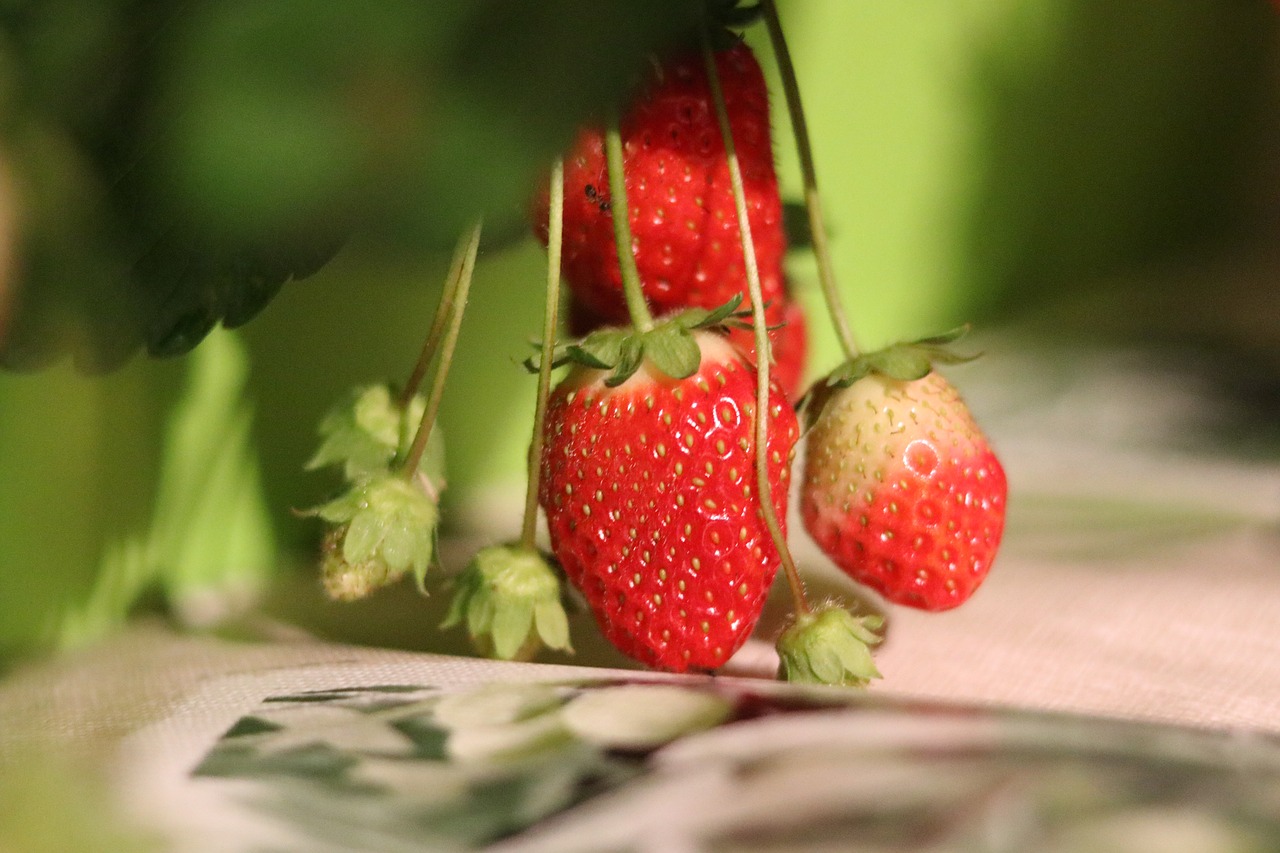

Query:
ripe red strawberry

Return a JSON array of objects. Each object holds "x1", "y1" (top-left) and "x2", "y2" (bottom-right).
[
  {"x1": 801, "y1": 369, "x2": 1007, "y2": 611},
  {"x1": 539, "y1": 331, "x2": 799, "y2": 671},
  {"x1": 532, "y1": 41, "x2": 786, "y2": 325}
]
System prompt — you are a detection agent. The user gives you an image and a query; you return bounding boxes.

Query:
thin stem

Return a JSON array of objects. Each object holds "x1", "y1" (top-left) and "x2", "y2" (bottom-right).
[
  {"x1": 401, "y1": 221, "x2": 482, "y2": 480},
  {"x1": 702, "y1": 23, "x2": 809, "y2": 617},
  {"x1": 604, "y1": 117, "x2": 656, "y2": 333},
  {"x1": 763, "y1": 0, "x2": 859, "y2": 361},
  {"x1": 400, "y1": 235, "x2": 470, "y2": 410},
  {"x1": 521, "y1": 160, "x2": 564, "y2": 550}
]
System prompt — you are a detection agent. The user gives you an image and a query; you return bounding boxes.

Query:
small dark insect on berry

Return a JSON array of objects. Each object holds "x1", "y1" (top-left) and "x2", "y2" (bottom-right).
[{"x1": 583, "y1": 184, "x2": 611, "y2": 212}]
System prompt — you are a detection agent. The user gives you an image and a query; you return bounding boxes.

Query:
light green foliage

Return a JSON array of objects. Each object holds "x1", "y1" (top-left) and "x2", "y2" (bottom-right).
[
  {"x1": 62, "y1": 329, "x2": 276, "y2": 643},
  {"x1": 0, "y1": 328, "x2": 275, "y2": 655}
]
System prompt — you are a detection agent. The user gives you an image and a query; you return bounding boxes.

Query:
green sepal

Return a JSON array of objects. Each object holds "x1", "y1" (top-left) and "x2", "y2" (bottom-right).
[
  {"x1": 802, "y1": 325, "x2": 978, "y2": 426},
  {"x1": 306, "y1": 384, "x2": 445, "y2": 487},
  {"x1": 305, "y1": 472, "x2": 439, "y2": 597},
  {"x1": 638, "y1": 323, "x2": 700, "y2": 382},
  {"x1": 830, "y1": 325, "x2": 975, "y2": 388},
  {"x1": 570, "y1": 331, "x2": 626, "y2": 370},
  {"x1": 442, "y1": 545, "x2": 573, "y2": 661},
  {"x1": 524, "y1": 295, "x2": 748, "y2": 386},
  {"x1": 776, "y1": 606, "x2": 883, "y2": 687},
  {"x1": 605, "y1": 333, "x2": 645, "y2": 387},
  {"x1": 307, "y1": 385, "x2": 414, "y2": 478},
  {"x1": 672, "y1": 293, "x2": 744, "y2": 331}
]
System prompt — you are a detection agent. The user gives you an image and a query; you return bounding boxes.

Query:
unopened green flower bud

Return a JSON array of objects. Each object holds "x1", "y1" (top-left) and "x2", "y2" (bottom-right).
[
  {"x1": 309, "y1": 472, "x2": 439, "y2": 597},
  {"x1": 776, "y1": 605, "x2": 883, "y2": 687},
  {"x1": 442, "y1": 545, "x2": 572, "y2": 661}
]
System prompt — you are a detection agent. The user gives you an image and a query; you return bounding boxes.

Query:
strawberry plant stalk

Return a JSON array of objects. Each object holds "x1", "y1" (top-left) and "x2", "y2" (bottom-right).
[
  {"x1": 603, "y1": 118, "x2": 657, "y2": 334},
  {"x1": 399, "y1": 233, "x2": 472, "y2": 411},
  {"x1": 400, "y1": 221, "x2": 482, "y2": 479},
  {"x1": 762, "y1": 0, "x2": 860, "y2": 361},
  {"x1": 701, "y1": 23, "x2": 810, "y2": 617},
  {"x1": 521, "y1": 161, "x2": 564, "y2": 549}
]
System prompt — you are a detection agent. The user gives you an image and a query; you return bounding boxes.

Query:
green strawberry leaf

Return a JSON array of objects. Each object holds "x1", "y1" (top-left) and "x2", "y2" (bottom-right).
[
  {"x1": 523, "y1": 341, "x2": 571, "y2": 373},
  {"x1": 491, "y1": 597, "x2": 537, "y2": 661},
  {"x1": 565, "y1": 341, "x2": 618, "y2": 370},
  {"x1": 533, "y1": 596, "x2": 572, "y2": 655},
  {"x1": 308, "y1": 385, "x2": 404, "y2": 477},
  {"x1": 914, "y1": 324, "x2": 971, "y2": 348},
  {"x1": 776, "y1": 606, "x2": 883, "y2": 688},
  {"x1": 442, "y1": 545, "x2": 573, "y2": 661},
  {"x1": 529, "y1": 310, "x2": 728, "y2": 388}
]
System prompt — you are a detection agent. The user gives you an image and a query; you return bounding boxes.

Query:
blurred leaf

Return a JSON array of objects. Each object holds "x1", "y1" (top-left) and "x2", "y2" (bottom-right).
[
  {"x1": 145, "y1": 328, "x2": 275, "y2": 624},
  {"x1": 1, "y1": 0, "x2": 706, "y2": 370},
  {"x1": 781, "y1": 199, "x2": 813, "y2": 250},
  {"x1": 54, "y1": 329, "x2": 275, "y2": 645},
  {"x1": 0, "y1": 350, "x2": 176, "y2": 658}
]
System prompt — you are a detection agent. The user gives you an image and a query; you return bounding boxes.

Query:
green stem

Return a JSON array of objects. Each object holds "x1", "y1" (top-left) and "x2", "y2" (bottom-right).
[
  {"x1": 401, "y1": 221, "x2": 482, "y2": 480},
  {"x1": 702, "y1": 22, "x2": 809, "y2": 617},
  {"x1": 604, "y1": 117, "x2": 656, "y2": 333},
  {"x1": 763, "y1": 0, "x2": 859, "y2": 361},
  {"x1": 521, "y1": 161, "x2": 564, "y2": 550},
  {"x1": 399, "y1": 234, "x2": 470, "y2": 411}
]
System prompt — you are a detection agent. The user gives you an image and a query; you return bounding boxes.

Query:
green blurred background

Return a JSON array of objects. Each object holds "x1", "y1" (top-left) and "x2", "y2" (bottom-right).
[{"x1": 2, "y1": 0, "x2": 1278, "y2": 664}]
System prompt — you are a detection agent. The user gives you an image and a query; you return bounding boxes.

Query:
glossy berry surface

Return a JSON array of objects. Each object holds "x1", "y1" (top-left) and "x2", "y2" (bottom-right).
[
  {"x1": 801, "y1": 371, "x2": 1007, "y2": 611},
  {"x1": 533, "y1": 42, "x2": 786, "y2": 325},
  {"x1": 539, "y1": 334, "x2": 798, "y2": 671}
]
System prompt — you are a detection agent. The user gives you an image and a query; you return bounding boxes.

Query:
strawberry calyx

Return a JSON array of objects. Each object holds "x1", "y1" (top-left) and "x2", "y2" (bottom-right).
[
  {"x1": 526, "y1": 295, "x2": 744, "y2": 387},
  {"x1": 442, "y1": 544, "x2": 573, "y2": 662},
  {"x1": 306, "y1": 384, "x2": 445, "y2": 488},
  {"x1": 305, "y1": 471, "x2": 440, "y2": 599},
  {"x1": 802, "y1": 325, "x2": 978, "y2": 425},
  {"x1": 302, "y1": 382, "x2": 446, "y2": 600},
  {"x1": 303, "y1": 468, "x2": 440, "y2": 594},
  {"x1": 829, "y1": 325, "x2": 976, "y2": 387},
  {"x1": 775, "y1": 604, "x2": 883, "y2": 687}
]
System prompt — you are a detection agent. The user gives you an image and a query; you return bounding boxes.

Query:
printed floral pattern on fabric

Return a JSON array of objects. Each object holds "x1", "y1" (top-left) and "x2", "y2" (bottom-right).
[{"x1": 189, "y1": 679, "x2": 1280, "y2": 852}]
